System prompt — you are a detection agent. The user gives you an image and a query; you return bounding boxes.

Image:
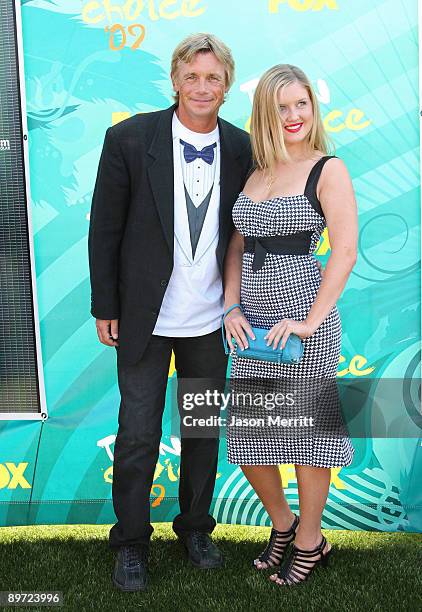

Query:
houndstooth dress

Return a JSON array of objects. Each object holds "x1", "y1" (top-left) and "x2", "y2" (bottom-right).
[{"x1": 226, "y1": 156, "x2": 354, "y2": 468}]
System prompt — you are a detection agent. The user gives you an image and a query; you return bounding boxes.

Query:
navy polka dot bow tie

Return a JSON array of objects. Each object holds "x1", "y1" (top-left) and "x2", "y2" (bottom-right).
[{"x1": 180, "y1": 139, "x2": 217, "y2": 165}]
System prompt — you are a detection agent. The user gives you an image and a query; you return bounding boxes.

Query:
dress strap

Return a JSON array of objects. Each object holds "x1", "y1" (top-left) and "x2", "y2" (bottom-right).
[
  {"x1": 245, "y1": 164, "x2": 257, "y2": 182},
  {"x1": 304, "y1": 155, "x2": 337, "y2": 218}
]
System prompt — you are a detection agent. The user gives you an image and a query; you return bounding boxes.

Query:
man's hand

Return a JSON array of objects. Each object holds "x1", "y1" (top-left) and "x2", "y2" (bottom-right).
[{"x1": 96, "y1": 319, "x2": 119, "y2": 347}]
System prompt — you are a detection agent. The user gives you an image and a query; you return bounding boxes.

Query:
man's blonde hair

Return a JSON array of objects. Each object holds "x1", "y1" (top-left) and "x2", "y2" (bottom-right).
[
  {"x1": 251, "y1": 64, "x2": 332, "y2": 170},
  {"x1": 171, "y1": 33, "x2": 235, "y2": 102}
]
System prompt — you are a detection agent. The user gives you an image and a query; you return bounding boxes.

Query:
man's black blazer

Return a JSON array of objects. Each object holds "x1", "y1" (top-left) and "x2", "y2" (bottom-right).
[{"x1": 88, "y1": 104, "x2": 252, "y2": 366}]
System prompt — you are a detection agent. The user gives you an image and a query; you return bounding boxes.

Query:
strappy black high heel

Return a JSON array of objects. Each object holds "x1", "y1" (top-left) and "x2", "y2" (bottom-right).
[
  {"x1": 253, "y1": 514, "x2": 299, "y2": 570},
  {"x1": 270, "y1": 535, "x2": 331, "y2": 586}
]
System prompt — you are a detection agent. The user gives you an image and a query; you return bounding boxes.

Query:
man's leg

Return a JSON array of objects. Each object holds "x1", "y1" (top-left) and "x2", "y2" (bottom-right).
[
  {"x1": 109, "y1": 335, "x2": 173, "y2": 550},
  {"x1": 172, "y1": 329, "x2": 227, "y2": 536}
]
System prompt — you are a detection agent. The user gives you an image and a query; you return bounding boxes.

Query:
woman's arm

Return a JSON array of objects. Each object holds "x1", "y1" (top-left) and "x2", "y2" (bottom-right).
[
  {"x1": 305, "y1": 157, "x2": 357, "y2": 331},
  {"x1": 266, "y1": 158, "x2": 358, "y2": 349},
  {"x1": 223, "y1": 230, "x2": 255, "y2": 351},
  {"x1": 224, "y1": 229, "x2": 243, "y2": 309}
]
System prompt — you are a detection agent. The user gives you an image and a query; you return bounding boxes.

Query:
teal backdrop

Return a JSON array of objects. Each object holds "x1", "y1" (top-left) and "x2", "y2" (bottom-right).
[{"x1": 1, "y1": 0, "x2": 421, "y2": 533}]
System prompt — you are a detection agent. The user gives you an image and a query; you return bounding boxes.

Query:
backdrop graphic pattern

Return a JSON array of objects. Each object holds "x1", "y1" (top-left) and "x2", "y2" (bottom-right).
[{"x1": 0, "y1": 0, "x2": 421, "y2": 532}]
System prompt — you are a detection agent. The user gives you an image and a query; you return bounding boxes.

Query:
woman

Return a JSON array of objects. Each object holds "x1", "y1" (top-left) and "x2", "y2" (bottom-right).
[{"x1": 223, "y1": 64, "x2": 357, "y2": 586}]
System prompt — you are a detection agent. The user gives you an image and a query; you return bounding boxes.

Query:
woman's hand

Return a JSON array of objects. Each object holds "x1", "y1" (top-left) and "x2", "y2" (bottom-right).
[
  {"x1": 265, "y1": 319, "x2": 314, "y2": 350},
  {"x1": 224, "y1": 308, "x2": 256, "y2": 352}
]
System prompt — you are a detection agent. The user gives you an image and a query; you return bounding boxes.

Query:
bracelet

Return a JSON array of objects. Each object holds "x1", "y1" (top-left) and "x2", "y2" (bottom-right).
[{"x1": 223, "y1": 303, "x2": 242, "y2": 321}]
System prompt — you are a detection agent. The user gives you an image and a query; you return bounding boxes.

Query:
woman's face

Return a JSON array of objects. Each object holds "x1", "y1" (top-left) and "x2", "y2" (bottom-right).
[{"x1": 277, "y1": 81, "x2": 314, "y2": 146}]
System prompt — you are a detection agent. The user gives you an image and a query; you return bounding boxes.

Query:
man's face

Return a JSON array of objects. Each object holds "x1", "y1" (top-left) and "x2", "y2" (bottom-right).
[{"x1": 172, "y1": 51, "x2": 227, "y2": 122}]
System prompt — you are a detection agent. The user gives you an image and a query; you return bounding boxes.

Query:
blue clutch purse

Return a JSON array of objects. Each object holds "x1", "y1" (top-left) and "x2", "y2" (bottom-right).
[{"x1": 221, "y1": 304, "x2": 304, "y2": 365}]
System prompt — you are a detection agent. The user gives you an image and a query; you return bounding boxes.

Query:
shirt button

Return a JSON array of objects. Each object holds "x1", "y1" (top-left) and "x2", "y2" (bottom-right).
[{"x1": 160, "y1": 279, "x2": 168, "y2": 287}]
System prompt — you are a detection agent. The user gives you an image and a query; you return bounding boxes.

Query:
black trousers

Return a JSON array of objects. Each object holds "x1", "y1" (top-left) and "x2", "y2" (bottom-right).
[{"x1": 109, "y1": 329, "x2": 227, "y2": 550}]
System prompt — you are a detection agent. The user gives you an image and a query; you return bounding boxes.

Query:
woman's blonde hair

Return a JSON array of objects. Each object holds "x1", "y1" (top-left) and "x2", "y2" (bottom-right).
[
  {"x1": 251, "y1": 64, "x2": 332, "y2": 170},
  {"x1": 171, "y1": 33, "x2": 235, "y2": 103}
]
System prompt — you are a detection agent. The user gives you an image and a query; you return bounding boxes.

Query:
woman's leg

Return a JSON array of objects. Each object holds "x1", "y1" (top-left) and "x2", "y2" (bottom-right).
[
  {"x1": 270, "y1": 464, "x2": 331, "y2": 584},
  {"x1": 294, "y1": 464, "x2": 331, "y2": 548},
  {"x1": 241, "y1": 465, "x2": 297, "y2": 569}
]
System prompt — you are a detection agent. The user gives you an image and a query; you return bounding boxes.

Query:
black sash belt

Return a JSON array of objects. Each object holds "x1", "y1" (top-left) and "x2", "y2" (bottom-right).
[{"x1": 244, "y1": 232, "x2": 313, "y2": 271}]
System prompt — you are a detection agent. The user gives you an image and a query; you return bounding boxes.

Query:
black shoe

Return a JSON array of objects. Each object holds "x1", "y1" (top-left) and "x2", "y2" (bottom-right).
[
  {"x1": 253, "y1": 514, "x2": 299, "y2": 570},
  {"x1": 178, "y1": 531, "x2": 224, "y2": 569},
  {"x1": 112, "y1": 545, "x2": 148, "y2": 592},
  {"x1": 270, "y1": 536, "x2": 332, "y2": 587}
]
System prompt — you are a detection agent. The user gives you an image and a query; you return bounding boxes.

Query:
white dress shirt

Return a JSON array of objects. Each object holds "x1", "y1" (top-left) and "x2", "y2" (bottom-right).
[
  {"x1": 177, "y1": 113, "x2": 218, "y2": 208},
  {"x1": 152, "y1": 112, "x2": 224, "y2": 337}
]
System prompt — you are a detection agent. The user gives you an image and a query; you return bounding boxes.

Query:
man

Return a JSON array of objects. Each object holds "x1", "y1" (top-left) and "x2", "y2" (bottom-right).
[{"x1": 88, "y1": 33, "x2": 252, "y2": 592}]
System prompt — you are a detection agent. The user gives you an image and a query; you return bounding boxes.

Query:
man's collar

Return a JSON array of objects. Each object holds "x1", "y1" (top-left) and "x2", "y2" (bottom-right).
[
  {"x1": 172, "y1": 110, "x2": 219, "y2": 143},
  {"x1": 147, "y1": 104, "x2": 242, "y2": 162}
]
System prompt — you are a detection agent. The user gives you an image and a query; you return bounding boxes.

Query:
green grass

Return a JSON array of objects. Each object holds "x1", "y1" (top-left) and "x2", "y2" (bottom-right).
[{"x1": 0, "y1": 524, "x2": 421, "y2": 611}]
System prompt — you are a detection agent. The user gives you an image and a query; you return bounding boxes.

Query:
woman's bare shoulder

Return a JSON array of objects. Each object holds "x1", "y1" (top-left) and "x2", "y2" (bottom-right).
[
  {"x1": 318, "y1": 156, "x2": 354, "y2": 203},
  {"x1": 324, "y1": 155, "x2": 349, "y2": 172},
  {"x1": 319, "y1": 155, "x2": 351, "y2": 184}
]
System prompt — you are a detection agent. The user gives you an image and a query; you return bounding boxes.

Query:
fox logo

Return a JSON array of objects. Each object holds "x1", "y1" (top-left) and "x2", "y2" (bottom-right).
[{"x1": 0, "y1": 463, "x2": 31, "y2": 489}]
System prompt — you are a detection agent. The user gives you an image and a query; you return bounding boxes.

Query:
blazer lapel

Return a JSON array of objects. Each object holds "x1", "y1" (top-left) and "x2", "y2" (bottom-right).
[
  {"x1": 218, "y1": 119, "x2": 243, "y2": 255},
  {"x1": 147, "y1": 105, "x2": 177, "y2": 257},
  {"x1": 173, "y1": 142, "x2": 194, "y2": 264}
]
